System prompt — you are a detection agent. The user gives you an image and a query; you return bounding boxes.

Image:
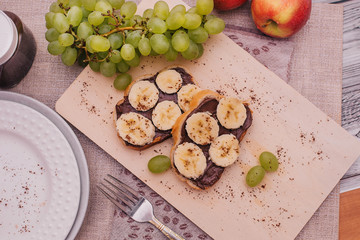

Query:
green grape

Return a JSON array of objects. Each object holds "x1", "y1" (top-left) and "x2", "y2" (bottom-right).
[
  {"x1": 187, "y1": 7, "x2": 198, "y2": 14},
  {"x1": 88, "y1": 11, "x2": 104, "y2": 26},
  {"x1": 150, "y1": 34, "x2": 169, "y2": 54},
  {"x1": 205, "y1": 14, "x2": 216, "y2": 21},
  {"x1": 77, "y1": 21, "x2": 93, "y2": 39},
  {"x1": 98, "y1": 23, "x2": 112, "y2": 34},
  {"x1": 171, "y1": 30, "x2": 190, "y2": 52},
  {"x1": 196, "y1": 0, "x2": 214, "y2": 15},
  {"x1": 110, "y1": 50, "x2": 122, "y2": 63},
  {"x1": 153, "y1": 1, "x2": 169, "y2": 20},
  {"x1": 97, "y1": 51, "x2": 108, "y2": 59},
  {"x1": 61, "y1": 47, "x2": 77, "y2": 66},
  {"x1": 81, "y1": 6, "x2": 91, "y2": 18},
  {"x1": 246, "y1": 166, "x2": 265, "y2": 187},
  {"x1": 100, "y1": 61, "x2": 116, "y2": 77},
  {"x1": 108, "y1": 33, "x2": 123, "y2": 50},
  {"x1": 170, "y1": 4, "x2": 186, "y2": 15},
  {"x1": 81, "y1": 0, "x2": 96, "y2": 11},
  {"x1": 182, "y1": 13, "x2": 201, "y2": 30},
  {"x1": 46, "y1": 21, "x2": 52, "y2": 29},
  {"x1": 120, "y1": 44, "x2": 136, "y2": 61},
  {"x1": 107, "y1": 16, "x2": 117, "y2": 26},
  {"x1": 196, "y1": 43, "x2": 204, "y2": 59},
  {"x1": 50, "y1": 2, "x2": 62, "y2": 13},
  {"x1": 129, "y1": 15, "x2": 143, "y2": 26},
  {"x1": 166, "y1": 12, "x2": 185, "y2": 30},
  {"x1": 259, "y1": 151, "x2": 279, "y2": 172},
  {"x1": 113, "y1": 73, "x2": 132, "y2": 90},
  {"x1": 142, "y1": 8, "x2": 153, "y2": 19},
  {"x1": 120, "y1": 1, "x2": 137, "y2": 20},
  {"x1": 120, "y1": 19, "x2": 131, "y2": 27},
  {"x1": 125, "y1": 30, "x2": 141, "y2": 48},
  {"x1": 89, "y1": 61, "x2": 100, "y2": 72},
  {"x1": 147, "y1": 155, "x2": 171, "y2": 173},
  {"x1": 188, "y1": 26, "x2": 208, "y2": 43},
  {"x1": 165, "y1": 42, "x2": 178, "y2": 61},
  {"x1": 90, "y1": 35, "x2": 111, "y2": 52},
  {"x1": 53, "y1": 13, "x2": 70, "y2": 33},
  {"x1": 163, "y1": 30, "x2": 172, "y2": 39},
  {"x1": 116, "y1": 60, "x2": 130, "y2": 73},
  {"x1": 67, "y1": 6, "x2": 83, "y2": 26},
  {"x1": 138, "y1": 38, "x2": 151, "y2": 56},
  {"x1": 69, "y1": 0, "x2": 82, "y2": 7},
  {"x1": 150, "y1": 49, "x2": 159, "y2": 56},
  {"x1": 58, "y1": 33, "x2": 74, "y2": 46},
  {"x1": 95, "y1": 0, "x2": 113, "y2": 14},
  {"x1": 57, "y1": 0, "x2": 69, "y2": 5},
  {"x1": 204, "y1": 18, "x2": 225, "y2": 34},
  {"x1": 181, "y1": 39, "x2": 199, "y2": 60},
  {"x1": 124, "y1": 52, "x2": 140, "y2": 67},
  {"x1": 47, "y1": 41, "x2": 66, "y2": 55},
  {"x1": 108, "y1": 0, "x2": 124, "y2": 9},
  {"x1": 45, "y1": 28, "x2": 60, "y2": 42},
  {"x1": 45, "y1": 12, "x2": 55, "y2": 28},
  {"x1": 86, "y1": 35, "x2": 95, "y2": 53},
  {"x1": 147, "y1": 17, "x2": 167, "y2": 34}
]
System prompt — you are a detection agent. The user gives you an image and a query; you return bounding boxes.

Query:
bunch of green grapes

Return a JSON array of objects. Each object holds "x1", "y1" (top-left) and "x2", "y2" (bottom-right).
[{"x1": 45, "y1": 0, "x2": 225, "y2": 90}]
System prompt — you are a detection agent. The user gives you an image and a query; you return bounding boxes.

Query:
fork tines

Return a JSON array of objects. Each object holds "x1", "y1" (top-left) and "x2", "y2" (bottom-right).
[{"x1": 97, "y1": 174, "x2": 140, "y2": 213}]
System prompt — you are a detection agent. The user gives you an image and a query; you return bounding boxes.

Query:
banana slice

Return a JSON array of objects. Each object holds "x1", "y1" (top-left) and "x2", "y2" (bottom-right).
[
  {"x1": 177, "y1": 84, "x2": 201, "y2": 112},
  {"x1": 152, "y1": 100, "x2": 182, "y2": 131},
  {"x1": 209, "y1": 134, "x2": 240, "y2": 167},
  {"x1": 128, "y1": 80, "x2": 159, "y2": 111},
  {"x1": 155, "y1": 69, "x2": 183, "y2": 94},
  {"x1": 173, "y1": 142, "x2": 207, "y2": 179},
  {"x1": 216, "y1": 97, "x2": 247, "y2": 129},
  {"x1": 185, "y1": 112, "x2": 219, "y2": 145},
  {"x1": 116, "y1": 112, "x2": 155, "y2": 146}
]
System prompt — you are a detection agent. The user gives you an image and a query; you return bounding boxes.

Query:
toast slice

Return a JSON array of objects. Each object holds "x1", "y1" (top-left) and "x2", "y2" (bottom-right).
[
  {"x1": 170, "y1": 90, "x2": 253, "y2": 190},
  {"x1": 114, "y1": 66, "x2": 201, "y2": 150}
]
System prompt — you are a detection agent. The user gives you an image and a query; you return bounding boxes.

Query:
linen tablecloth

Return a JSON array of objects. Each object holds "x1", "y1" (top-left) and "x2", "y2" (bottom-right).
[{"x1": 0, "y1": 0, "x2": 343, "y2": 239}]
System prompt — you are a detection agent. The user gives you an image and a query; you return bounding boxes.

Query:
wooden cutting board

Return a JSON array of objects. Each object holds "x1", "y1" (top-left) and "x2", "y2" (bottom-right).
[{"x1": 56, "y1": 0, "x2": 360, "y2": 239}]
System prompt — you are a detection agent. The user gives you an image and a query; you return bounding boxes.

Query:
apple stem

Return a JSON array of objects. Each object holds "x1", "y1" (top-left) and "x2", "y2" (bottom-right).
[{"x1": 262, "y1": 19, "x2": 277, "y2": 28}]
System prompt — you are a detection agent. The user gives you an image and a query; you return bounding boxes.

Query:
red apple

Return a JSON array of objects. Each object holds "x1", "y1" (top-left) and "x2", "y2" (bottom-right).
[
  {"x1": 251, "y1": 0, "x2": 311, "y2": 38},
  {"x1": 214, "y1": 0, "x2": 248, "y2": 11}
]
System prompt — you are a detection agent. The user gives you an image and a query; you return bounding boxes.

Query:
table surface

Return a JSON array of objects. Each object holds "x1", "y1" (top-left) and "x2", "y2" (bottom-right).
[
  {"x1": 321, "y1": 0, "x2": 360, "y2": 193},
  {"x1": 0, "y1": 0, "x2": 359, "y2": 239}
]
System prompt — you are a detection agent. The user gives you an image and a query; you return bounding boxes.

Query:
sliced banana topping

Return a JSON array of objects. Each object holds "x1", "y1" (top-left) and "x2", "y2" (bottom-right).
[
  {"x1": 209, "y1": 134, "x2": 240, "y2": 167},
  {"x1": 116, "y1": 112, "x2": 155, "y2": 146},
  {"x1": 174, "y1": 142, "x2": 207, "y2": 179},
  {"x1": 155, "y1": 69, "x2": 183, "y2": 94},
  {"x1": 185, "y1": 112, "x2": 219, "y2": 145},
  {"x1": 177, "y1": 84, "x2": 202, "y2": 112},
  {"x1": 216, "y1": 97, "x2": 247, "y2": 129},
  {"x1": 128, "y1": 80, "x2": 159, "y2": 111},
  {"x1": 152, "y1": 100, "x2": 182, "y2": 131}
]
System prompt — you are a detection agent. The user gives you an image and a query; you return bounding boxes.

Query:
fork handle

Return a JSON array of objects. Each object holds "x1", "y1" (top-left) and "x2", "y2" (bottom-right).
[{"x1": 150, "y1": 216, "x2": 185, "y2": 240}]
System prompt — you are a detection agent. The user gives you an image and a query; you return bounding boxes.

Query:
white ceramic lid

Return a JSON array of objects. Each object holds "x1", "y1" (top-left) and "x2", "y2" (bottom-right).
[{"x1": 0, "y1": 10, "x2": 18, "y2": 65}]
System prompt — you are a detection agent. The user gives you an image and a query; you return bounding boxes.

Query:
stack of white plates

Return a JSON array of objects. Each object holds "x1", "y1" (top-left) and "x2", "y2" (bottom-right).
[{"x1": 0, "y1": 91, "x2": 89, "y2": 240}]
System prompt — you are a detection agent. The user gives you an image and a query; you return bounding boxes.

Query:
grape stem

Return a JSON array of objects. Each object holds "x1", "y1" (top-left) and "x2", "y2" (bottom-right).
[{"x1": 101, "y1": 26, "x2": 145, "y2": 37}]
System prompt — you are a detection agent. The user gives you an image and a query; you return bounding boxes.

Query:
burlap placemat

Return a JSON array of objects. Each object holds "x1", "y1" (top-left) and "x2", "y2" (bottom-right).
[{"x1": 0, "y1": 0, "x2": 342, "y2": 239}]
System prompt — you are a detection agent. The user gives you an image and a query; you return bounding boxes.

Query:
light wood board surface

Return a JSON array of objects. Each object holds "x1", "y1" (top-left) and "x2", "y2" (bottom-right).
[{"x1": 55, "y1": 0, "x2": 360, "y2": 239}]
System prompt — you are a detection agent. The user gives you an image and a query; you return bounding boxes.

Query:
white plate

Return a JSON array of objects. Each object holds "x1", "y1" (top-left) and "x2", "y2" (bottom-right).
[
  {"x1": 0, "y1": 100, "x2": 81, "y2": 240},
  {"x1": 0, "y1": 91, "x2": 90, "y2": 240}
]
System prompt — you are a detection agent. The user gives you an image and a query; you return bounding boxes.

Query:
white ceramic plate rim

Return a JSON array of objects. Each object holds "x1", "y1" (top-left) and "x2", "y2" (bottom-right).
[{"x1": 0, "y1": 91, "x2": 89, "y2": 240}]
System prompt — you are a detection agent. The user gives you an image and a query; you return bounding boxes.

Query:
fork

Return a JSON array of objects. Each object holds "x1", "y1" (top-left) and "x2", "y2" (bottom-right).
[{"x1": 98, "y1": 174, "x2": 185, "y2": 240}]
